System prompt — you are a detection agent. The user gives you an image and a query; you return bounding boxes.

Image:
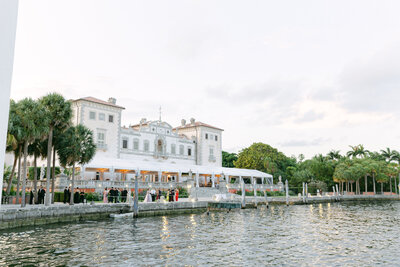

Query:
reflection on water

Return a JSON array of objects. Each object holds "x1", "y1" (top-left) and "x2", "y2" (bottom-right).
[{"x1": 1, "y1": 201, "x2": 400, "y2": 266}]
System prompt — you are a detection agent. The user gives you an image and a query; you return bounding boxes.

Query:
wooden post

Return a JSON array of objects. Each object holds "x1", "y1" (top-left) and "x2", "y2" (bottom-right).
[
  {"x1": 133, "y1": 170, "x2": 139, "y2": 218},
  {"x1": 285, "y1": 180, "x2": 289, "y2": 206},
  {"x1": 332, "y1": 186, "x2": 336, "y2": 201},
  {"x1": 335, "y1": 184, "x2": 340, "y2": 201},
  {"x1": 302, "y1": 182, "x2": 305, "y2": 203},
  {"x1": 241, "y1": 176, "x2": 245, "y2": 208},
  {"x1": 305, "y1": 183, "x2": 308, "y2": 203},
  {"x1": 264, "y1": 190, "x2": 269, "y2": 208}
]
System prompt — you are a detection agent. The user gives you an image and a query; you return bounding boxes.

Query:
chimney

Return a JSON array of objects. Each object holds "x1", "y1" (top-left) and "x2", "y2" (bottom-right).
[
  {"x1": 190, "y1": 118, "x2": 195, "y2": 125},
  {"x1": 181, "y1": 119, "x2": 186, "y2": 126},
  {"x1": 108, "y1": 97, "x2": 116, "y2": 104}
]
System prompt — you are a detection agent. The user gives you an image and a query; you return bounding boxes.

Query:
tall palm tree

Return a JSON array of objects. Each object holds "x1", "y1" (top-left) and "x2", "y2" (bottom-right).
[
  {"x1": 17, "y1": 98, "x2": 49, "y2": 207},
  {"x1": 58, "y1": 125, "x2": 96, "y2": 205},
  {"x1": 39, "y1": 93, "x2": 72, "y2": 206},
  {"x1": 327, "y1": 150, "x2": 341, "y2": 161},
  {"x1": 381, "y1": 148, "x2": 399, "y2": 163},
  {"x1": 6, "y1": 100, "x2": 24, "y2": 196},
  {"x1": 28, "y1": 140, "x2": 46, "y2": 203}
]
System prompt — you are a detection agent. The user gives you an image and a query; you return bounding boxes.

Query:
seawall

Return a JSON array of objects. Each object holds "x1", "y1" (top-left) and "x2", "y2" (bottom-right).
[{"x1": 1, "y1": 195, "x2": 399, "y2": 230}]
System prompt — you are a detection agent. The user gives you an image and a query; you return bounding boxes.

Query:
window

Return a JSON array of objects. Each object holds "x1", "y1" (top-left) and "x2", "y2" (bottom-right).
[
  {"x1": 171, "y1": 144, "x2": 176, "y2": 155},
  {"x1": 210, "y1": 134, "x2": 214, "y2": 140},
  {"x1": 133, "y1": 139, "x2": 139, "y2": 150},
  {"x1": 89, "y1": 111, "x2": 96, "y2": 120},
  {"x1": 144, "y1": 140, "x2": 149, "y2": 152},
  {"x1": 205, "y1": 133, "x2": 208, "y2": 139},
  {"x1": 209, "y1": 147, "x2": 214, "y2": 156},
  {"x1": 99, "y1": 113, "x2": 105, "y2": 121},
  {"x1": 152, "y1": 128, "x2": 155, "y2": 132},
  {"x1": 215, "y1": 135, "x2": 218, "y2": 141},
  {"x1": 167, "y1": 130, "x2": 170, "y2": 134},
  {"x1": 188, "y1": 147, "x2": 192, "y2": 156},
  {"x1": 108, "y1": 115, "x2": 114, "y2": 123},
  {"x1": 122, "y1": 139, "x2": 128, "y2": 149},
  {"x1": 179, "y1": 145, "x2": 184, "y2": 155},
  {"x1": 97, "y1": 129, "x2": 106, "y2": 148}
]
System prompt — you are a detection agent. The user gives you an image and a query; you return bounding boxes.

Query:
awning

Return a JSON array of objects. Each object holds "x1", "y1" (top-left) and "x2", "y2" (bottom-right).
[{"x1": 83, "y1": 158, "x2": 273, "y2": 179}]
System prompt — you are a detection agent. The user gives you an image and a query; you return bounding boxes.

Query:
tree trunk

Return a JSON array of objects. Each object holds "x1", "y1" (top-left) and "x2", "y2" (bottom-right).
[
  {"x1": 5, "y1": 153, "x2": 18, "y2": 194},
  {"x1": 70, "y1": 163, "x2": 75, "y2": 205},
  {"x1": 365, "y1": 175, "x2": 368, "y2": 194},
  {"x1": 34, "y1": 155, "x2": 38, "y2": 203},
  {"x1": 381, "y1": 182, "x2": 383, "y2": 194},
  {"x1": 21, "y1": 141, "x2": 28, "y2": 208},
  {"x1": 395, "y1": 176, "x2": 398, "y2": 194},
  {"x1": 51, "y1": 147, "x2": 56, "y2": 204},
  {"x1": 372, "y1": 173, "x2": 376, "y2": 195},
  {"x1": 390, "y1": 177, "x2": 392, "y2": 194},
  {"x1": 45, "y1": 126, "x2": 53, "y2": 206},
  {"x1": 351, "y1": 182, "x2": 353, "y2": 193},
  {"x1": 16, "y1": 150, "x2": 21, "y2": 204}
]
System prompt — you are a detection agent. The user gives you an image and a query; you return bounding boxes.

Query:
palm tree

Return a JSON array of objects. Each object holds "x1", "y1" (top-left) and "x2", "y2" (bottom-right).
[
  {"x1": 39, "y1": 93, "x2": 72, "y2": 206},
  {"x1": 5, "y1": 100, "x2": 24, "y2": 197},
  {"x1": 28, "y1": 140, "x2": 46, "y2": 203},
  {"x1": 347, "y1": 144, "x2": 370, "y2": 159},
  {"x1": 58, "y1": 125, "x2": 96, "y2": 205},
  {"x1": 17, "y1": 98, "x2": 49, "y2": 207},
  {"x1": 327, "y1": 150, "x2": 341, "y2": 161},
  {"x1": 380, "y1": 148, "x2": 398, "y2": 163}
]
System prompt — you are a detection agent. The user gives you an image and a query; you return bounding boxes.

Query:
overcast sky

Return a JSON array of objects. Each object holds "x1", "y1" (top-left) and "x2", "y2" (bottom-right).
[{"x1": 10, "y1": 0, "x2": 400, "y2": 158}]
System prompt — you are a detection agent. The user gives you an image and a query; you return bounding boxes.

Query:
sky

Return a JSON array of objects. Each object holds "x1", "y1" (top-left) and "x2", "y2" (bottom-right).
[{"x1": 10, "y1": 0, "x2": 400, "y2": 159}]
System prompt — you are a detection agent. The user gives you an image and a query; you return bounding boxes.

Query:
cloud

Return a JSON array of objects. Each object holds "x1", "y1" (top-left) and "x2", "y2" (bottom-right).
[
  {"x1": 295, "y1": 110, "x2": 324, "y2": 123},
  {"x1": 279, "y1": 137, "x2": 330, "y2": 147},
  {"x1": 336, "y1": 45, "x2": 400, "y2": 114}
]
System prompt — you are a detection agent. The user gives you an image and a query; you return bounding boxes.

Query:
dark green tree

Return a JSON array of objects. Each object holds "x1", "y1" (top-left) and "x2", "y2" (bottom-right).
[
  {"x1": 58, "y1": 125, "x2": 96, "y2": 205},
  {"x1": 39, "y1": 93, "x2": 72, "y2": 206}
]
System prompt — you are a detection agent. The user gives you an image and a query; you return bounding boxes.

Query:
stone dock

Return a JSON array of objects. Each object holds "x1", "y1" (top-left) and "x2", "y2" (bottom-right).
[{"x1": 0, "y1": 194, "x2": 399, "y2": 230}]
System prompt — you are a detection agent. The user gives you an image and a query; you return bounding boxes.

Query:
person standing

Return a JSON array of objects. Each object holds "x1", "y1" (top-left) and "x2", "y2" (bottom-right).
[
  {"x1": 66, "y1": 187, "x2": 71, "y2": 204},
  {"x1": 63, "y1": 187, "x2": 68, "y2": 204},
  {"x1": 175, "y1": 188, "x2": 179, "y2": 202},
  {"x1": 103, "y1": 187, "x2": 108, "y2": 203},
  {"x1": 170, "y1": 188, "x2": 175, "y2": 202},
  {"x1": 79, "y1": 190, "x2": 85, "y2": 204},
  {"x1": 29, "y1": 188, "x2": 34, "y2": 205}
]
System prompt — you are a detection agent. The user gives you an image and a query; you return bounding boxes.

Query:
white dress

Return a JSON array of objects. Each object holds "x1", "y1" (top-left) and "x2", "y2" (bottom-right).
[{"x1": 144, "y1": 192, "x2": 152, "y2": 202}]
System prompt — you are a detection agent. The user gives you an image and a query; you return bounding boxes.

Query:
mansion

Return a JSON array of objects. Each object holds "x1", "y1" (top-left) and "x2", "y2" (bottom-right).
[{"x1": 71, "y1": 97, "x2": 273, "y2": 189}]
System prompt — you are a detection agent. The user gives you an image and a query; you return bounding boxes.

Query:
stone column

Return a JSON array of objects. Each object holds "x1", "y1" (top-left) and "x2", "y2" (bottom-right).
[
  {"x1": 178, "y1": 171, "x2": 182, "y2": 183},
  {"x1": 158, "y1": 171, "x2": 162, "y2": 184},
  {"x1": 196, "y1": 172, "x2": 199, "y2": 188},
  {"x1": 253, "y1": 176, "x2": 257, "y2": 197},
  {"x1": 0, "y1": 0, "x2": 18, "y2": 207},
  {"x1": 211, "y1": 173, "x2": 215, "y2": 188}
]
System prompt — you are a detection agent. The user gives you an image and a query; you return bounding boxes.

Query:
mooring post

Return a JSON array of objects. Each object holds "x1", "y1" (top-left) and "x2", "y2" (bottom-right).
[
  {"x1": 332, "y1": 186, "x2": 336, "y2": 201},
  {"x1": 264, "y1": 190, "x2": 269, "y2": 208},
  {"x1": 335, "y1": 184, "x2": 340, "y2": 201},
  {"x1": 285, "y1": 180, "x2": 289, "y2": 206},
  {"x1": 302, "y1": 182, "x2": 305, "y2": 203},
  {"x1": 241, "y1": 178, "x2": 245, "y2": 209},
  {"x1": 133, "y1": 169, "x2": 140, "y2": 218},
  {"x1": 305, "y1": 183, "x2": 308, "y2": 203}
]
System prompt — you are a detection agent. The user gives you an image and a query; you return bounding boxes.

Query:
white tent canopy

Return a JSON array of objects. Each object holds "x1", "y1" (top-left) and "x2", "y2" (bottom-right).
[{"x1": 83, "y1": 158, "x2": 273, "y2": 179}]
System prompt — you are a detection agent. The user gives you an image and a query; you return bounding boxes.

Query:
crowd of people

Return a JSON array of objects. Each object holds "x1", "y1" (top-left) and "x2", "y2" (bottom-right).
[
  {"x1": 102, "y1": 187, "x2": 128, "y2": 203},
  {"x1": 143, "y1": 188, "x2": 179, "y2": 202}
]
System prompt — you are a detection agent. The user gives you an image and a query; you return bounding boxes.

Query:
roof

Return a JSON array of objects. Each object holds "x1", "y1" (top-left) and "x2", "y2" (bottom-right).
[
  {"x1": 173, "y1": 122, "x2": 224, "y2": 131},
  {"x1": 73, "y1": 97, "x2": 125, "y2": 109},
  {"x1": 84, "y1": 158, "x2": 272, "y2": 178}
]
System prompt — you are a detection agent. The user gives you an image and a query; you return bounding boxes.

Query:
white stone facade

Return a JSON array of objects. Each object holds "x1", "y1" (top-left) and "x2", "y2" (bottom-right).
[{"x1": 71, "y1": 97, "x2": 223, "y2": 177}]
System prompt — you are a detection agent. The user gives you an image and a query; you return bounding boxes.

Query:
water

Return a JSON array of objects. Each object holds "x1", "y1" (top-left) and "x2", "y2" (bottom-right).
[{"x1": 1, "y1": 201, "x2": 400, "y2": 266}]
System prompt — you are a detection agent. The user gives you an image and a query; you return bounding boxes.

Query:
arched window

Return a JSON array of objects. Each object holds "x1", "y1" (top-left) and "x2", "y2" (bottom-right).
[{"x1": 179, "y1": 145, "x2": 184, "y2": 155}]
